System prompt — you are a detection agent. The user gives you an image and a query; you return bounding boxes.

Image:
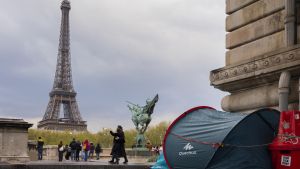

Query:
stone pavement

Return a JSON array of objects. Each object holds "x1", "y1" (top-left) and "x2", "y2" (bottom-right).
[{"x1": 0, "y1": 159, "x2": 154, "y2": 169}]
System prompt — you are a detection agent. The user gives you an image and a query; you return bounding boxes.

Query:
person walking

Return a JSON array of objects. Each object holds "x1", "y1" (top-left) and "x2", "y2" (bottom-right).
[
  {"x1": 121, "y1": 127, "x2": 129, "y2": 164},
  {"x1": 69, "y1": 138, "x2": 77, "y2": 161},
  {"x1": 37, "y1": 136, "x2": 44, "y2": 160},
  {"x1": 89, "y1": 142, "x2": 95, "y2": 159},
  {"x1": 95, "y1": 143, "x2": 102, "y2": 160},
  {"x1": 83, "y1": 139, "x2": 90, "y2": 161},
  {"x1": 109, "y1": 125, "x2": 128, "y2": 164},
  {"x1": 58, "y1": 141, "x2": 64, "y2": 162}
]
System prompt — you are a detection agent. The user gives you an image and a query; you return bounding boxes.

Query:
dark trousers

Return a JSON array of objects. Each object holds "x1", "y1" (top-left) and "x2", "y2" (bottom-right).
[
  {"x1": 89, "y1": 151, "x2": 94, "y2": 159},
  {"x1": 96, "y1": 152, "x2": 100, "y2": 160},
  {"x1": 38, "y1": 149, "x2": 43, "y2": 160},
  {"x1": 123, "y1": 152, "x2": 128, "y2": 162},
  {"x1": 58, "y1": 151, "x2": 63, "y2": 161},
  {"x1": 111, "y1": 154, "x2": 120, "y2": 163},
  {"x1": 71, "y1": 150, "x2": 76, "y2": 160},
  {"x1": 75, "y1": 150, "x2": 80, "y2": 161},
  {"x1": 37, "y1": 147, "x2": 43, "y2": 160}
]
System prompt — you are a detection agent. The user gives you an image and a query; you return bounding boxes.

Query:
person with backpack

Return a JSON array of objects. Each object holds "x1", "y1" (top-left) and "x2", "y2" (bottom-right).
[{"x1": 82, "y1": 139, "x2": 90, "y2": 161}]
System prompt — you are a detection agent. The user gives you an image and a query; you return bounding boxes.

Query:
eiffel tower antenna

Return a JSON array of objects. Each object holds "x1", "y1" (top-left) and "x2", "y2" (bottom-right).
[{"x1": 38, "y1": 0, "x2": 87, "y2": 131}]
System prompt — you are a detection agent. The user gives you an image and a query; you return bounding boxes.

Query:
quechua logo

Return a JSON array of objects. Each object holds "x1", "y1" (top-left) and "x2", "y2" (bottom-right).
[
  {"x1": 183, "y1": 143, "x2": 194, "y2": 151},
  {"x1": 179, "y1": 142, "x2": 197, "y2": 156}
]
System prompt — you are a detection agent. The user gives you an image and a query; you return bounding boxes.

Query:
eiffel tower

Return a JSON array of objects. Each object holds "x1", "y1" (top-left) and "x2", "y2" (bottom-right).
[{"x1": 38, "y1": 0, "x2": 87, "y2": 131}]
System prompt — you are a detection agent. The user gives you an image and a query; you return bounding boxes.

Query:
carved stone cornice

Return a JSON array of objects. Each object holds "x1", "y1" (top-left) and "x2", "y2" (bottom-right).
[
  {"x1": 0, "y1": 118, "x2": 32, "y2": 129},
  {"x1": 210, "y1": 45, "x2": 300, "y2": 92}
]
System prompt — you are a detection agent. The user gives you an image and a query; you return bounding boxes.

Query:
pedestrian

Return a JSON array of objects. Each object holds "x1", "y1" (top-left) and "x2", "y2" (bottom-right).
[
  {"x1": 95, "y1": 143, "x2": 102, "y2": 160},
  {"x1": 109, "y1": 125, "x2": 128, "y2": 164},
  {"x1": 89, "y1": 142, "x2": 95, "y2": 159},
  {"x1": 146, "y1": 140, "x2": 152, "y2": 151},
  {"x1": 83, "y1": 139, "x2": 90, "y2": 161},
  {"x1": 69, "y1": 138, "x2": 77, "y2": 160},
  {"x1": 58, "y1": 141, "x2": 64, "y2": 162},
  {"x1": 37, "y1": 136, "x2": 44, "y2": 160},
  {"x1": 154, "y1": 145, "x2": 160, "y2": 155},
  {"x1": 81, "y1": 142, "x2": 85, "y2": 160},
  {"x1": 64, "y1": 145, "x2": 71, "y2": 160},
  {"x1": 159, "y1": 144, "x2": 163, "y2": 155},
  {"x1": 75, "y1": 140, "x2": 81, "y2": 161}
]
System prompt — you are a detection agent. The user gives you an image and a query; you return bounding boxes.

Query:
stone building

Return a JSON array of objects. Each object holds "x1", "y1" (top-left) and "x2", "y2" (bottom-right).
[{"x1": 210, "y1": 0, "x2": 300, "y2": 112}]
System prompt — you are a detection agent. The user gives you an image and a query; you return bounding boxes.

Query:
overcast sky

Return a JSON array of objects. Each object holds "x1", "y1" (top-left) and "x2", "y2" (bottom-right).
[{"x1": 0, "y1": 0, "x2": 227, "y2": 132}]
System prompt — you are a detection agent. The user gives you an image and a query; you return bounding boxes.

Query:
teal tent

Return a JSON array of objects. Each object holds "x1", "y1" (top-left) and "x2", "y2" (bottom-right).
[{"x1": 163, "y1": 106, "x2": 280, "y2": 169}]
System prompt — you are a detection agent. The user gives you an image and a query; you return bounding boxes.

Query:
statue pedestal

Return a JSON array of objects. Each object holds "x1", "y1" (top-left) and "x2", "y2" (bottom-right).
[
  {"x1": 0, "y1": 118, "x2": 32, "y2": 163},
  {"x1": 135, "y1": 133, "x2": 146, "y2": 148},
  {"x1": 132, "y1": 147, "x2": 148, "y2": 151},
  {"x1": 127, "y1": 149, "x2": 154, "y2": 156}
]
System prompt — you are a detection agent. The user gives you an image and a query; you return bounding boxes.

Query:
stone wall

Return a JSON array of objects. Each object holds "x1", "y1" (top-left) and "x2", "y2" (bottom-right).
[
  {"x1": 211, "y1": 0, "x2": 300, "y2": 112},
  {"x1": 226, "y1": 0, "x2": 285, "y2": 65},
  {"x1": 0, "y1": 119, "x2": 32, "y2": 163},
  {"x1": 28, "y1": 146, "x2": 154, "y2": 161}
]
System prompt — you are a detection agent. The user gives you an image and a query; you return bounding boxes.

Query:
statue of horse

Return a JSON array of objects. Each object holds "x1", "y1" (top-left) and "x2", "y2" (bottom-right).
[
  {"x1": 128, "y1": 94, "x2": 159, "y2": 148},
  {"x1": 128, "y1": 94, "x2": 159, "y2": 141}
]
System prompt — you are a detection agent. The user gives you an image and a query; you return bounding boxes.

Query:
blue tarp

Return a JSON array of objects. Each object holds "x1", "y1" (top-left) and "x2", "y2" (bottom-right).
[{"x1": 151, "y1": 151, "x2": 169, "y2": 169}]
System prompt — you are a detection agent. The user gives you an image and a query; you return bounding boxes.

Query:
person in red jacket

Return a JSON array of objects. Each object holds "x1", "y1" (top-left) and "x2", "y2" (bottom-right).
[{"x1": 83, "y1": 139, "x2": 90, "y2": 161}]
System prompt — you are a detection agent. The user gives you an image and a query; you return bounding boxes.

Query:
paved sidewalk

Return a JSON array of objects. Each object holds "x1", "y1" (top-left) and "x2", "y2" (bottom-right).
[
  {"x1": 28, "y1": 158, "x2": 153, "y2": 166},
  {"x1": 0, "y1": 159, "x2": 153, "y2": 169}
]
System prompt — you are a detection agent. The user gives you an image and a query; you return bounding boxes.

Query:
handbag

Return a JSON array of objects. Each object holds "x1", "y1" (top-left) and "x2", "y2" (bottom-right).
[{"x1": 59, "y1": 146, "x2": 64, "y2": 152}]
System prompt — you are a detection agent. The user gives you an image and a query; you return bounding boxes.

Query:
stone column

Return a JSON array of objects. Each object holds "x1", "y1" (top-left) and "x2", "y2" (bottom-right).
[
  {"x1": 281, "y1": 0, "x2": 294, "y2": 111},
  {"x1": 296, "y1": 1, "x2": 300, "y2": 43},
  {"x1": 278, "y1": 71, "x2": 291, "y2": 111},
  {"x1": 285, "y1": 0, "x2": 296, "y2": 46},
  {"x1": 0, "y1": 118, "x2": 32, "y2": 163}
]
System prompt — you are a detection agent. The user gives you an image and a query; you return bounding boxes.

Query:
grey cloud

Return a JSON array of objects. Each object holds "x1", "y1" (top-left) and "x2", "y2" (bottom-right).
[{"x1": 0, "y1": 0, "x2": 226, "y2": 132}]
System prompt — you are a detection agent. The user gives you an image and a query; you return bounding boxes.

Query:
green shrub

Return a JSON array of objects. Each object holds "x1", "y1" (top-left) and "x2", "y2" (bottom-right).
[{"x1": 29, "y1": 121, "x2": 170, "y2": 148}]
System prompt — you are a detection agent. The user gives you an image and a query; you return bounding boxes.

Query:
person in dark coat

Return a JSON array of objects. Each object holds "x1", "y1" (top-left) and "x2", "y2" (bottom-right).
[
  {"x1": 75, "y1": 140, "x2": 81, "y2": 161},
  {"x1": 95, "y1": 143, "x2": 102, "y2": 160},
  {"x1": 58, "y1": 141, "x2": 64, "y2": 162},
  {"x1": 64, "y1": 145, "x2": 71, "y2": 160},
  {"x1": 69, "y1": 138, "x2": 77, "y2": 161},
  {"x1": 37, "y1": 136, "x2": 44, "y2": 160},
  {"x1": 109, "y1": 125, "x2": 128, "y2": 164}
]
